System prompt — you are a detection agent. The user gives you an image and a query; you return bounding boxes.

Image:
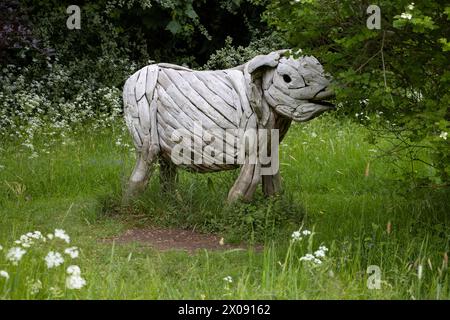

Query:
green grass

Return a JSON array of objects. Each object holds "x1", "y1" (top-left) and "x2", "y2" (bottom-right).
[{"x1": 1, "y1": 115, "x2": 449, "y2": 299}]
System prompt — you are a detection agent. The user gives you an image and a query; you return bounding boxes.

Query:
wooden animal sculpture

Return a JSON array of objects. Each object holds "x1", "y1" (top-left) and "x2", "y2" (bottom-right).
[{"x1": 122, "y1": 50, "x2": 334, "y2": 203}]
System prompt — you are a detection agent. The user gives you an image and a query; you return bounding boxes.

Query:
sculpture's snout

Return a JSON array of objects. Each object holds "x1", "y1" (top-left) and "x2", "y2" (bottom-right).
[{"x1": 312, "y1": 87, "x2": 335, "y2": 101}]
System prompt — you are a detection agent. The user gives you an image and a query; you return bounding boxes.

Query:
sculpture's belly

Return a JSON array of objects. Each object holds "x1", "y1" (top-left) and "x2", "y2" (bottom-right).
[{"x1": 155, "y1": 68, "x2": 244, "y2": 172}]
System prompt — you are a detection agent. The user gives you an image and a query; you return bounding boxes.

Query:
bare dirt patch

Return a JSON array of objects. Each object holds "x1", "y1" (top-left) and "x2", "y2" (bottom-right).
[{"x1": 103, "y1": 227, "x2": 262, "y2": 253}]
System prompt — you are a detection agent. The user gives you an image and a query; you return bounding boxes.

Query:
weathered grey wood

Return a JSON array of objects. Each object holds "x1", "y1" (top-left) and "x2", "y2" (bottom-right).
[
  {"x1": 135, "y1": 67, "x2": 147, "y2": 101},
  {"x1": 122, "y1": 51, "x2": 335, "y2": 203},
  {"x1": 195, "y1": 72, "x2": 236, "y2": 108}
]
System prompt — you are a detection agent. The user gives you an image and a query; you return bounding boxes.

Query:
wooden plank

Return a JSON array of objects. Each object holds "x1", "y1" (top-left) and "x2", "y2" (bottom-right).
[
  {"x1": 180, "y1": 71, "x2": 237, "y2": 126},
  {"x1": 163, "y1": 68, "x2": 236, "y2": 129},
  {"x1": 135, "y1": 67, "x2": 147, "y2": 101}
]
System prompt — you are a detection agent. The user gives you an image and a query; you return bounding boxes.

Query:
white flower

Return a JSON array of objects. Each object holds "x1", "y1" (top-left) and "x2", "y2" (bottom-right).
[
  {"x1": 314, "y1": 258, "x2": 322, "y2": 264},
  {"x1": 64, "y1": 247, "x2": 79, "y2": 259},
  {"x1": 54, "y1": 229, "x2": 70, "y2": 243},
  {"x1": 29, "y1": 280, "x2": 42, "y2": 295},
  {"x1": 319, "y1": 245, "x2": 329, "y2": 252},
  {"x1": 0, "y1": 270, "x2": 9, "y2": 280},
  {"x1": 6, "y1": 247, "x2": 26, "y2": 265},
  {"x1": 400, "y1": 12, "x2": 412, "y2": 20},
  {"x1": 17, "y1": 234, "x2": 34, "y2": 248},
  {"x1": 291, "y1": 231, "x2": 302, "y2": 241},
  {"x1": 67, "y1": 265, "x2": 81, "y2": 276},
  {"x1": 407, "y1": 3, "x2": 414, "y2": 10},
  {"x1": 314, "y1": 249, "x2": 326, "y2": 258},
  {"x1": 29, "y1": 231, "x2": 44, "y2": 240},
  {"x1": 223, "y1": 276, "x2": 233, "y2": 283},
  {"x1": 302, "y1": 230, "x2": 312, "y2": 236},
  {"x1": 66, "y1": 275, "x2": 86, "y2": 290},
  {"x1": 439, "y1": 131, "x2": 448, "y2": 140},
  {"x1": 300, "y1": 254, "x2": 315, "y2": 261},
  {"x1": 310, "y1": 132, "x2": 317, "y2": 138},
  {"x1": 47, "y1": 233, "x2": 54, "y2": 240},
  {"x1": 45, "y1": 251, "x2": 64, "y2": 269},
  {"x1": 0, "y1": 245, "x2": 3, "y2": 251}
]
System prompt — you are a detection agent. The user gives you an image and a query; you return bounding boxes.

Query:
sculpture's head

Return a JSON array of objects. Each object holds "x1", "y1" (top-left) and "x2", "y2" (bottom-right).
[{"x1": 244, "y1": 50, "x2": 335, "y2": 124}]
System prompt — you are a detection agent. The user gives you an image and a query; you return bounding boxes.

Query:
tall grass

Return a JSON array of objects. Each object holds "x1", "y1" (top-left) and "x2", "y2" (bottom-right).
[{"x1": 0, "y1": 115, "x2": 449, "y2": 299}]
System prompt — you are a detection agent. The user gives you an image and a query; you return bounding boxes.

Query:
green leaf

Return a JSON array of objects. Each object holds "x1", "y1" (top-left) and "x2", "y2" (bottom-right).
[{"x1": 166, "y1": 20, "x2": 182, "y2": 34}]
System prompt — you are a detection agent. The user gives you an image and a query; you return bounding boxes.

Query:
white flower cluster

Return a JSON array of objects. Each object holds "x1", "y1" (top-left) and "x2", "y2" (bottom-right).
[
  {"x1": 6, "y1": 247, "x2": 26, "y2": 265},
  {"x1": 54, "y1": 229, "x2": 70, "y2": 243},
  {"x1": 223, "y1": 276, "x2": 233, "y2": 283},
  {"x1": 400, "y1": 12, "x2": 412, "y2": 20},
  {"x1": 0, "y1": 62, "x2": 125, "y2": 157},
  {"x1": 300, "y1": 245, "x2": 329, "y2": 265},
  {"x1": 1, "y1": 229, "x2": 86, "y2": 292},
  {"x1": 291, "y1": 229, "x2": 312, "y2": 242},
  {"x1": 439, "y1": 131, "x2": 448, "y2": 140},
  {"x1": 45, "y1": 251, "x2": 64, "y2": 269},
  {"x1": 1, "y1": 270, "x2": 10, "y2": 280},
  {"x1": 400, "y1": 3, "x2": 414, "y2": 20},
  {"x1": 14, "y1": 231, "x2": 45, "y2": 247},
  {"x1": 66, "y1": 265, "x2": 86, "y2": 290},
  {"x1": 64, "y1": 247, "x2": 79, "y2": 259}
]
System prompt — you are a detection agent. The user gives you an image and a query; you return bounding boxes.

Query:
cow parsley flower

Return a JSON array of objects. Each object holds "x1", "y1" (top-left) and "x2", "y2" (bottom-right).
[
  {"x1": 300, "y1": 254, "x2": 323, "y2": 265},
  {"x1": 291, "y1": 231, "x2": 302, "y2": 241},
  {"x1": 45, "y1": 251, "x2": 64, "y2": 268},
  {"x1": 67, "y1": 265, "x2": 81, "y2": 276},
  {"x1": 64, "y1": 247, "x2": 79, "y2": 259},
  {"x1": 223, "y1": 276, "x2": 233, "y2": 283},
  {"x1": 440, "y1": 131, "x2": 448, "y2": 140},
  {"x1": 6, "y1": 247, "x2": 26, "y2": 265},
  {"x1": 314, "y1": 249, "x2": 326, "y2": 258},
  {"x1": 29, "y1": 231, "x2": 44, "y2": 240},
  {"x1": 302, "y1": 230, "x2": 312, "y2": 236},
  {"x1": 407, "y1": 3, "x2": 415, "y2": 10},
  {"x1": 0, "y1": 270, "x2": 9, "y2": 280},
  {"x1": 66, "y1": 275, "x2": 86, "y2": 290},
  {"x1": 16, "y1": 234, "x2": 34, "y2": 248},
  {"x1": 54, "y1": 229, "x2": 70, "y2": 243},
  {"x1": 0, "y1": 244, "x2": 3, "y2": 251},
  {"x1": 400, "y1": 12, "x2": 412, "y2": 20},
  {"x1": 300, "y1": 254, "x2": 315, "y2": 262}
]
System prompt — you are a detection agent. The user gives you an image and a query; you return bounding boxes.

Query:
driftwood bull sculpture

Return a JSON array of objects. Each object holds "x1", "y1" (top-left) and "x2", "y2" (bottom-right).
[{"x1": 123, "y1": 50, "x2": 334, "y2": 202}]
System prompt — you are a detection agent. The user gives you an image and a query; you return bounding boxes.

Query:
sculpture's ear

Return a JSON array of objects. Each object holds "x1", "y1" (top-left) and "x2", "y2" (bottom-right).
[
  {"x1": 245, "y1": 50, "x2": 288, "y2": 127},
  {"x1": 247, "y1": 50, "x2": 288, "y2": 74}
]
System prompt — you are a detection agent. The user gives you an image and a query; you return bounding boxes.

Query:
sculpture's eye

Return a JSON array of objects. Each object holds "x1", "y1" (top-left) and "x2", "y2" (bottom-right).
[{"x1": 283, "y1": 74, "x2": 292, "y2": 83}]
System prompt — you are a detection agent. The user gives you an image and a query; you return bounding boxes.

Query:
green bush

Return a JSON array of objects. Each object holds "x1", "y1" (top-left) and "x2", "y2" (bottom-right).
[{"x1": 264, "y1": 0, "x2": 450, "y2": 185}]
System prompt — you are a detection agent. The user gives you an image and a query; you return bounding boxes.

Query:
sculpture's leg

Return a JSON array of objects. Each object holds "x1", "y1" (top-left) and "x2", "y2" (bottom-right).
[
  {"x1": 123, "y1": 139, "x2": 157, "y2": 204},
  {"x1": 227, "y1": 160, "x2": 261, "y2": 203},
  {"x1": 159, "y1": 157, "x2": 178, "y2": 193},
  {"x1": 262, "y1": 172, "x2": 281, "y2": 197}
]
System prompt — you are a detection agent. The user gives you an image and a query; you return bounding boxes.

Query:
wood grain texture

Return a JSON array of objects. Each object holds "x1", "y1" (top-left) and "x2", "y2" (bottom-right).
[{"x1": 122, "y1": 51, "x2": 333, "y2": 203}]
